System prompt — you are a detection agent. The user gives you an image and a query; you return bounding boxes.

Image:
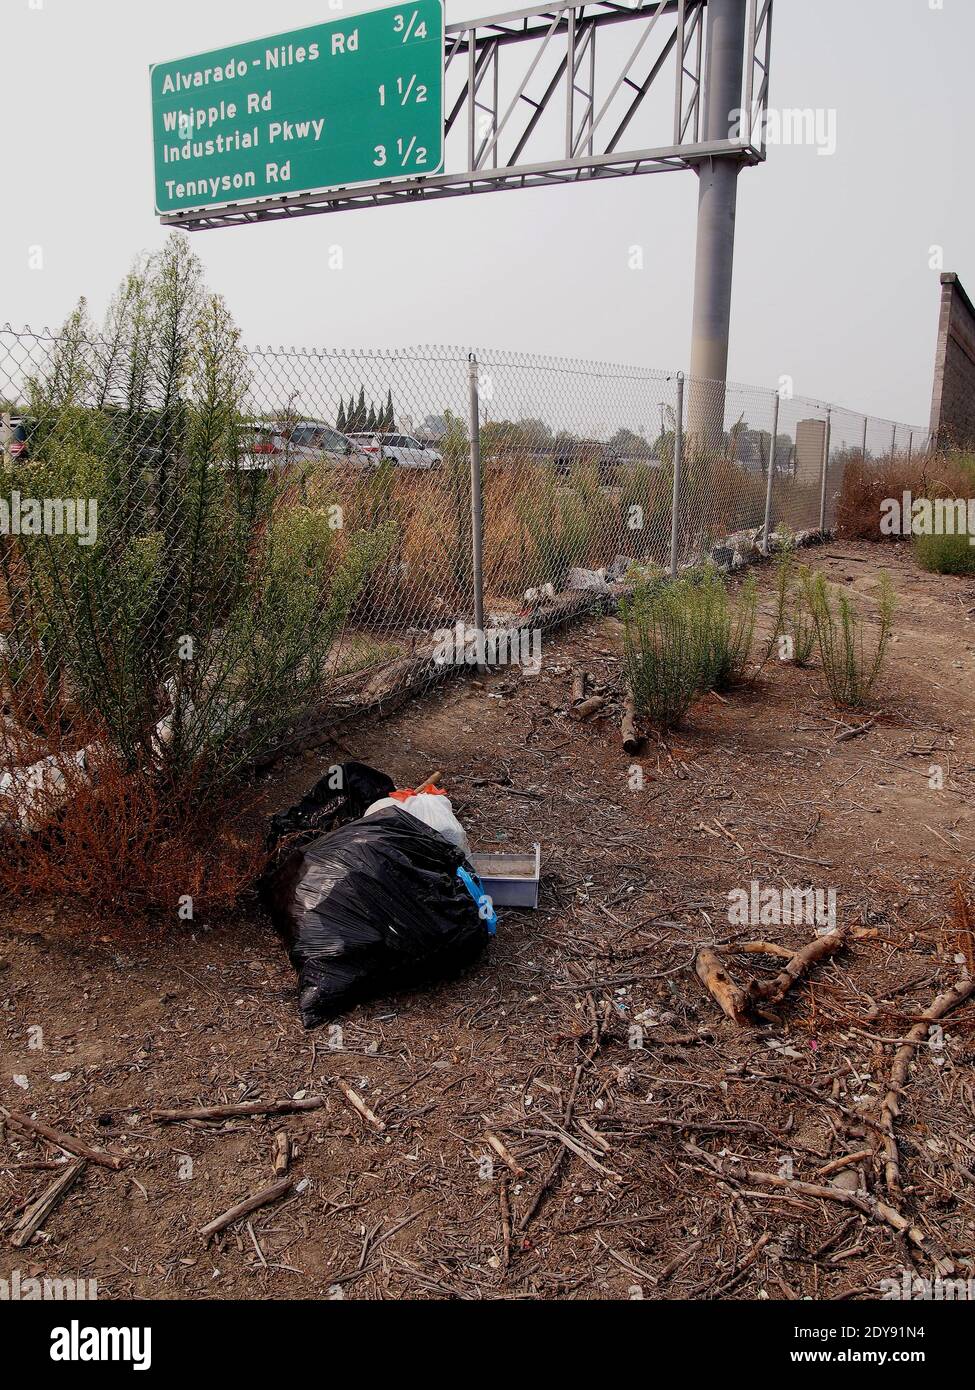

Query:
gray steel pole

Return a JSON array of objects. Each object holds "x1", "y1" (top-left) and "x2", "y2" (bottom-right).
[
  {"x1": 861, "y1": 415, "x2": 868, "y2": 461},
  {"x1": 890, "y1": 423, "x2": 897, "y2": 459},
  {"x1": 670, "y1": 373, "x2": 685, "y2": 578},
  {"x1": 467, "y1": 354, "x2": 485, "y2": 641},
  {"x1": 908, "y1": 431, "x2": 913, "y2": 464},
  {"x1": 687, "y1": 0, "x2": 748, "y2": 453},
  {"x1": 818, "y1": 408, "x2": 832, "y2": 533},
  {"x1": 761, "y1": 389, "x2": 780, "y2": 556}
]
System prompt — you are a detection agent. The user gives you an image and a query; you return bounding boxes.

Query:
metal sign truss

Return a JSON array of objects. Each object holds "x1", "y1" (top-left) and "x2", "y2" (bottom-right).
[{"x1": 163, "y1": 0, "x2": 772, "y2": 231}]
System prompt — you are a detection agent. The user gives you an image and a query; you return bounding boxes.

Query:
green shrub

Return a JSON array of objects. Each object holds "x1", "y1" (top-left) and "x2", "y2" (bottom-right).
[
  {"x1": 913, "y1": 530, "x2": 975, "y2": 575},
  {"x1": 621, "y1": 574, "x2": 705, "y2": 731},
  {"x1": 1, "y1": 236, "x2": 391, "y2": 794},
  {"x1": 621, "y1": 566, "x2": 757, "y2": 729},
  {"x1": 802, "y1": 570, "x2": 895, "y2": 707}
]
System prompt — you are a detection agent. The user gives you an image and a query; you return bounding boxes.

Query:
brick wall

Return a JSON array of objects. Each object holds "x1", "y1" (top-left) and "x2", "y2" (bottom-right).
[{"x1": 930, "y1": 272, "x2": 975, "y2": 450}]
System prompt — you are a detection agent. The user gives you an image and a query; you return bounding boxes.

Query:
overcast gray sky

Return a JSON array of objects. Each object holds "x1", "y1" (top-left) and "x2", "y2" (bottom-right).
[{"x1": 1, "y1": 0, "x2": 971, "y2": 426}]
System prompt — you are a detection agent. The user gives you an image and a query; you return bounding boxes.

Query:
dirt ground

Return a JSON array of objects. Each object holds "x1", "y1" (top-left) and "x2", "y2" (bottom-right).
[{"x1": 2, "y1": 539, "x2": 975, "y2": 1301}]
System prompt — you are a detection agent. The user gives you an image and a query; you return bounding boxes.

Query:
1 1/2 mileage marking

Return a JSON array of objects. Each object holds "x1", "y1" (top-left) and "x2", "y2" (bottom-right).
[{"x1": 151, "y1": 1, "x2": 444, "y2": 217}]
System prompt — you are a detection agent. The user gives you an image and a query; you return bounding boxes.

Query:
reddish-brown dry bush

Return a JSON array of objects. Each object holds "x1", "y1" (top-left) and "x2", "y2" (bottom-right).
[
  {"x1": 836, "y1": 454, "x2": 971, "y2": 540},
  {"x1": 0, "y1": 743, "x2": 264, "y2": 923}
]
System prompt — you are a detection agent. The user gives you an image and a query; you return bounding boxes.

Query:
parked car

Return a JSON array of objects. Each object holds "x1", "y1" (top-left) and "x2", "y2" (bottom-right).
[
  {"x1": 552, "y1": 438, "x2": 623, "y2": 484},
  {"x1": 346, "y1": 431, "x2": 442, "y2": 470},
  {"x1": 231, "y1": 423, "x2": 292, "y2": 470},
  {"x1": 287, "y1": 421, "x2": 372, "y2": 466},
  {"x1": 0, "y1": 416, "x2": 30, "y2": 464}
]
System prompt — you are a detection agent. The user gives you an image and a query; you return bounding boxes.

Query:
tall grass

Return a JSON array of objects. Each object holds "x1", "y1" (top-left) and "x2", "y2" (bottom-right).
[
  {"x1": 802, "y1": 570, "x2": 895, "y2": 707},
  {"x1": 762, "y1": 553, "x2": 816, "y2": 666}
]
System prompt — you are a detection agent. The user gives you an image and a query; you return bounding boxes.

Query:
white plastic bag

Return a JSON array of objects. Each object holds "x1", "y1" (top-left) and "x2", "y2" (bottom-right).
[{"x1": 365, "y1": 792, "x2": 470, "y2": 857}]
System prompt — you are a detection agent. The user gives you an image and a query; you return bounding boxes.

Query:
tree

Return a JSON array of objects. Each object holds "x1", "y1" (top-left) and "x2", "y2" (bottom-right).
[
  {"x1": 383, "y1": 388, "x2": 395, "y2": 431},
  {"x1": 37, "y1": 297, "x2": 95, "y2": 410},
  {"x1": 336, "y1": 397, "x2": 347, "y2": 432},
  {"x1": 366, "y1": 403, "x2": 377, "y2": 430}
]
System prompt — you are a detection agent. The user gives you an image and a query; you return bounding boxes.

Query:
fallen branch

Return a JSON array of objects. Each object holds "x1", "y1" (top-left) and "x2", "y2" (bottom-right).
[
  {"x1": 199, "y1": 1178, "x2": 294, "y2": 1241},
  {"x1": 695, "y1": 949, "x2": 751, "y2": 1025},
  {"x1": 1, "y1": 1108, "x2": 125, "y2": 1171},
  {"x1": 724, "y1": 941, "x2": 795, "y2": 959},
  {"x1": 9, "y1": 1158, "x2": 86, "y2": 1248},
  {"x1": 621, "y1": 686, "x2": 644, "y2": 755},
  {"x1": 149, "y1": 1096, "x2": 328, "y2": 1124},
  {"x1": 835, "y1": 717, "x2": 877, "y2": 743},
  {"x1": 879, "y1": 970, "x2": 975, "y2": 1205},
  {"x1": 485, "y1": 1132, "x2": 526, "y2": 1179},
  {"x1": 738, "y1": 1168, "x2": 955, "y2": 1276},
  {"x1": 336, "y1": 1080, "x2": 385, "y2": 1132},
  {"x1": 746, "y1": 927, "x2": 849, "y2": 1009}
]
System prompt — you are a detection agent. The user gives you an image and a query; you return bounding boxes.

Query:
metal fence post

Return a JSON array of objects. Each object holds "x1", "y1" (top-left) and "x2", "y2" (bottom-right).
[
  {"x1": 908, "y1": 431, "x2": 913, "y2": 464},
  {"x1": 890, "y1": 423, "x2": 897, "y2": 458},
  {"x1": 670, "y1": 372, "x2": 685, "y2": 578},
  {"x1": 761, "y1": 388, "x2": 780, "y2": 555},
  {"x1": 818, "y1": 407, "x2": 832, "y2": 533},
  {"x1": 467, "y1": 353, "x2": 485, "y2": 639},
  {"x1": 861, "y1": 415, "x2": 868, "y2": 461}
]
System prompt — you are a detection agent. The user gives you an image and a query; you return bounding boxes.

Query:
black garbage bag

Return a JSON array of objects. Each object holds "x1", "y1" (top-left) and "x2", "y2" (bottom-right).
[
  {"x1": 266, "y1": 761, "x2": 395, "y2": 852},
  {"x1": 260, "y1": 805, "x2": 491, "y2": 1027}
]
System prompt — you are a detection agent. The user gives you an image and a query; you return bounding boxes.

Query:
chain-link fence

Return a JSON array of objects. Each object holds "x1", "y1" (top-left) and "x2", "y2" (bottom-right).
[{"x1": 0, "y1": 319, "x2": 932, "y2": 797}]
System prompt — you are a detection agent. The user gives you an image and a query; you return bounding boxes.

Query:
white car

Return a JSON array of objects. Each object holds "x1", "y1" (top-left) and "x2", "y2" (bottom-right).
[{"x1": 347, "y1": 432, "x2": 442, "y2": 470}]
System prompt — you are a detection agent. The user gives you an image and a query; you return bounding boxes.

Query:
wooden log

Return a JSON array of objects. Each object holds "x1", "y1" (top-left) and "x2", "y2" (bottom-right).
[
  {"x1": 571, "y1": 670, "x2": 588, "y2": 705},
  {"x1": 1, "y1": 1108, "x2": 125, "y2": 1171},
  {"x1": 573, "y1": 694, "x2": 608, "y2": 721},
  {"x1": 9, "y1": 1158, "x2": 86, "y2": 1248},
  {"x1": 879, "y1": 972, "x2": 975, "y2": 1206},
  {"x1": 621, "y1": 687, "x2": 644, "y2": 754},
  {"x1": 272, "y1": 1131, "x2": 290, "y2": 1177},
  {"x1": 695, "y1": 949, "x2": 751, "y2": 1025},
  {"x1": 199, "y1": 1178, "x2": 294, "y2": 1241},
  {"x1": 149, "y1": 1096, "x2": 328, "y2": 1124}
]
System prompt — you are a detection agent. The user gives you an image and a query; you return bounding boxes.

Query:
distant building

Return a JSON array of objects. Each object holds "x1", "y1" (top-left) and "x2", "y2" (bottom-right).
[{"x1": 795, "y1": 419, "x2": 826, "y2": 485}]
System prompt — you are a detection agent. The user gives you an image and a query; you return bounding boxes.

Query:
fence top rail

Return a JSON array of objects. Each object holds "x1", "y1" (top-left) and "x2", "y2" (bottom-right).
[{"x1": 0, "y1": 321, "x2": 930, "y2": 438}]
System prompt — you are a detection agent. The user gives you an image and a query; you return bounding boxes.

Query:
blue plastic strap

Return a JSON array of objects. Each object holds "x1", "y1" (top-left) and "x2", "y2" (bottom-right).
[{"x1": 456, "y1": 866, "x2": 497, "y2": 935}]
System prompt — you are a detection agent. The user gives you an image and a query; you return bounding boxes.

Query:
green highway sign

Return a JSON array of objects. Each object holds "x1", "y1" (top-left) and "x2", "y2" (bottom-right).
[{"x1": 151, "y1": 1, "x2": 444, "y2": 217}]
